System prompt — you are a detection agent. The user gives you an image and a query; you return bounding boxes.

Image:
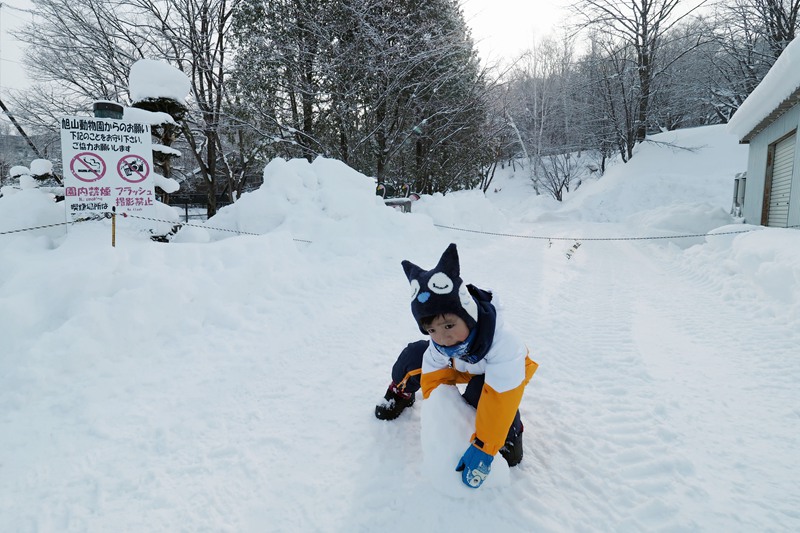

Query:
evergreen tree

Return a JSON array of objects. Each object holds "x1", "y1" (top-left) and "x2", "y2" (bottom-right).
[{"x1": 230, "y1": 0, "x2": 490, "y2": 194}]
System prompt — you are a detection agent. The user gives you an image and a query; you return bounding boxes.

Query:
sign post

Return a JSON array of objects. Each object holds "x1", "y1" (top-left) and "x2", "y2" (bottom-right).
[{"x1": 60, "y1": 115, "x2": 155, "y2": 226}]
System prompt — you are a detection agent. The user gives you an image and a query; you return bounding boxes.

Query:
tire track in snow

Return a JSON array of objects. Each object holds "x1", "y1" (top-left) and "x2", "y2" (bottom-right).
[
  {"x1": 483, "y1": 237, "x2": 709, "y2": 531},
  {"x1": 627, "y1": 244, "x2": 800, "y2": 530}
]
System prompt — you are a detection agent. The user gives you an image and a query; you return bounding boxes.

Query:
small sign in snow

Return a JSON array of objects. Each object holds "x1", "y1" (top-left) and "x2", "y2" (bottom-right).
[{"x1": 60, "y1": 115, "x2": 155, "y2": 222}]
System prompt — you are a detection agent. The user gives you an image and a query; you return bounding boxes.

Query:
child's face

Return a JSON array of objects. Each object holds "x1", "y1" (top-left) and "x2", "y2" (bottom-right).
[{"x1": 425, "y1": 313, "x2": 470, "y2": 347}]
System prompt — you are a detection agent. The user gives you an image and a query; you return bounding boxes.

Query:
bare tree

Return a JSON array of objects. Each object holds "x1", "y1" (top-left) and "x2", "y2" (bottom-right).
[
  {"x1": 703, "y1": 0, "x2": 799, "y2": 120},
  {"x1": 16, "y1": 0, "x2": 153, "y2": 103},
  {"x1": 13, "y1": 0, "x2": 236, "y2": 217},
  {"x1": 132, "y1": 0, "x2": 236, "y2": 217},
  {"x1": 571, "y1": 0, "x2": 710, "y2": 157},
  {"x1": 504, "y1": 34, "x2": 587, "y2": 198},
  {"x1": 537, "y1": 152, "x2": 584, "y2": 201},
  {"x1": 509, "y1": 39, "x2": 567, "y2": 181},
  {"x1": 745, "y1": 0, "x2": 800, "y2": 57}
]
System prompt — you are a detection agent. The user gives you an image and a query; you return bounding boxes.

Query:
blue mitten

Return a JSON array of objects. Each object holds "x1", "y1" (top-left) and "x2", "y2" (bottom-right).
[{"x1": 455, "y1": 444, "x2": 494, "y2": 488}]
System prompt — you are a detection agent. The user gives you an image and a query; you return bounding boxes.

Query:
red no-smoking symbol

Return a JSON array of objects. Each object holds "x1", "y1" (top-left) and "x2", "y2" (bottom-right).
[
  {"x1": 70, "y1": 152, "x2": 106, "y2": 182},
  {"x1": 118, "y1": 155, "x2": 150, "y2": 184}
]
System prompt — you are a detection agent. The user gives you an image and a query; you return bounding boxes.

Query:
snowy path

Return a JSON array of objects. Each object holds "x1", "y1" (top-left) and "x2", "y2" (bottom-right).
[
  {"x1": 491, "y1": 234, "x2": 800, "y2": 531},
  {"x1": 629, "y1": 245, "x2": 800, "y2": 529},
  {"x1": 2, "y1": 228, "x2": 799, "y2": 532}
]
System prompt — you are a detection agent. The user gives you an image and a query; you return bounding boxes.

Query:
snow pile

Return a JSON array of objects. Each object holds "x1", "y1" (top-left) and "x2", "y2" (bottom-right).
[
  {"x1": 625, "y1": 203, "x2": 735, "y2": 248},
  {"x1": 0, "y1": 188, "x2": 179, "y2": 241},
  {"x1": 173, "y1": 157, "x2": 430, "y2": 254},
  {"x1": 686, "y1": 225, "x2": 800, "y2": 318},
  {"x1": 173, "y1": 158, "x2": 511, "y2": 256},
  {"x1": 0, "y1": 189, "x2": 66, "y2": 237},
  {"x1": 412, "y1": 189, "x2": 509, "y2": 232},
  {"x1": 558, "y1": 125, "x2": 747, "y2": 227},
  {"x1": 128, "y1": 59, "x2": 191, "y2": 103},
  {"x1": 29, "y1": 159, "x2": 53, "y2": 177}
]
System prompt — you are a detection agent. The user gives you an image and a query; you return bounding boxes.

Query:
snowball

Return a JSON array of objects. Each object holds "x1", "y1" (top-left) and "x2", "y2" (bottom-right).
[{"x1": 420, "y1": 385, "x2": 510, "y2": 494}]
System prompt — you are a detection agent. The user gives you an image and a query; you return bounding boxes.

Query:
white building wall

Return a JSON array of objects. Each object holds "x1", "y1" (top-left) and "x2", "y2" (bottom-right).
[{"x1": 742, "y1": 105, "x2": 800, "y2": 226}]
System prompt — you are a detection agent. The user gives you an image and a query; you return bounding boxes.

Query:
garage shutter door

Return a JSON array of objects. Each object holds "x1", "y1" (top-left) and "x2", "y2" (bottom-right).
[{"x1": 767, "y1": 132, "x2": 795, "y2": 228}]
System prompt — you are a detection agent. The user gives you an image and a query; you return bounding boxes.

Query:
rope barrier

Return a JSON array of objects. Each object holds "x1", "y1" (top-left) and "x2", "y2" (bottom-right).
[
  {"x1": 119, "y1": 213, "x2": 313, "y2": 243},
  {"x1": 120, "y1": 212, "x2": 260, "y2": 236},
  {"x1": 4, "y1": 211, "x2": 796, "y2": 244},
  {"x1": 0, "y1": 212, "x2": 314, "y2": 242},
  {"x1": 432, "y1": 223, "x2": 776, "y2": 242},
  {"x1": 0, "y1": 221, "x2": 73, "y2": 235},
  {"x1": 0, "y1": 212, "x2": 113, "y2": 235}
]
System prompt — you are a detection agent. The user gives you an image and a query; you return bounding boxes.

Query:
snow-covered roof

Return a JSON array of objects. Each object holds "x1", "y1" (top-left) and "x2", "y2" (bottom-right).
[{"x1": 727, "y1": 37, "x2": 800, "y2": 143}]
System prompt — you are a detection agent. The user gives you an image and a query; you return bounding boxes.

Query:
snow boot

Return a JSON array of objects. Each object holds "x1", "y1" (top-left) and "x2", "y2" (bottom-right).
[
  {"x1": 499, "y1": 426, "x2": 523, "y2": 467},
  {"x1": 375, "y1": 382, "x2": 415, "y2": 420}
]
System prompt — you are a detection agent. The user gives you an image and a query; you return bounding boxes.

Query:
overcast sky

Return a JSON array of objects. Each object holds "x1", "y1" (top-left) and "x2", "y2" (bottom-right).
[
  {"x1": 462, "y1": 0, "x2": 571, "y2": 62},
  {"x1": 0, "y1": 0, "x2": 570, "y2": 95},
  {"x1": 0, "y1": 0, "x2": 34, "y2": 94}
]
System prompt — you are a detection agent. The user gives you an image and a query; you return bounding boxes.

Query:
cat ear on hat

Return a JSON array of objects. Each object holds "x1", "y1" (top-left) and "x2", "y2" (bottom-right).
[
  {"x1": 401, "y1": 260, "x2": 422, "y2": 282},
  {"x1": 434, "y1": 243, "x2": 461, "y2": 278}
]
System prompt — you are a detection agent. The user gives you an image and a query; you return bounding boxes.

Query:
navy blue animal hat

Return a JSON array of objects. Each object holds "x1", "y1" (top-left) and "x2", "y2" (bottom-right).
[{"x1": 401, "y1": 243, "x2": 479, "y2": 334}]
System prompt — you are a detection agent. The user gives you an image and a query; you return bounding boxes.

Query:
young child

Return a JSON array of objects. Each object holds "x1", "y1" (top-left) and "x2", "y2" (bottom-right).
[{"x1": 375, "y1": 243, "x2": 538, "y2": 489}]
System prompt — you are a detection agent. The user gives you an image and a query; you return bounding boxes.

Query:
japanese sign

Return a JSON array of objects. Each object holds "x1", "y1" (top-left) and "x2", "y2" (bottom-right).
[{"x1": 60, "y1": 116, "x2": 155, "y2": 222}]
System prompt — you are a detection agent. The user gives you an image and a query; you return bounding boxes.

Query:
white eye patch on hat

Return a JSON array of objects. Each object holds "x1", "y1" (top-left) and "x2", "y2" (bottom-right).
[
  {"x1": 428, "y1": 272, "x2": 453, "y2": 294},
  {"x1": 459, "y1": 283, "x2": 478, "y2": 321},
  {"x1": 410, "y1": 273, "x2": 454, "y2": 303}
]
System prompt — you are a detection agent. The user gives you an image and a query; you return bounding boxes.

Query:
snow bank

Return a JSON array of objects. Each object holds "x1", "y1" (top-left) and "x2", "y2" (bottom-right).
[
  {"x1": 559, "y1": 125, "x2": 747, "y2": 227},
  {"x1": 0, "y1": 187, "x2": 179, "y2": 242},
  {"x1": 0, "y1": 189, "x2": 67, "y2": 240},
  {"x1": 412, "y1": 189, "x2": 509, "y2": 232},
  {"x1": 685, "y1": 225, "x2": 800, "y2": 319},
  {"x1": 625, "y1": 203, "x2": 736, "y2": 248}
]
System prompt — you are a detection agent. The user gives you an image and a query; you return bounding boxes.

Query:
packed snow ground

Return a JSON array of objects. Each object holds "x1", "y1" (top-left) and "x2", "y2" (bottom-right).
[{"x1": 1, "y1": 125, "x2": 799, "y2": 532}]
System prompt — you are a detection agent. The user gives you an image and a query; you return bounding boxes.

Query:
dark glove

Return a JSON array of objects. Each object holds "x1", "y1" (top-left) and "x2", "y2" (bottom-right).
[{"x1": 455, "y1": 443, "x2": 493, "y2": 488}]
